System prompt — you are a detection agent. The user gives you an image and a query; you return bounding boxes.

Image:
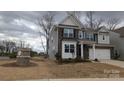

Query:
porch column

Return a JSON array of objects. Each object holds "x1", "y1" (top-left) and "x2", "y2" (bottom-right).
[
  {"x1": 81, "y1": 44, "x2": 83, "y2": 58},
  {"x1": 93, "y1": 44, "x2": 96, "y2": 59}
]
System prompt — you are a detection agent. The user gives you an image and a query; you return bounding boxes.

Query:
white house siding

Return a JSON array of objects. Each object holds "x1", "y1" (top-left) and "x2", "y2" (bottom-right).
[
  {"x1": 89, "y1": 48, "x2": 110, "y2": 59},
  {"x1": 62, "y1": 41, "x2": 77, "y2": 59},
  {"x1": 60, "y1": 16, "x2": 81, "y2": 27},
  {"x1": 61, "y1": 18, "x2": 77, "y2": 26},
  {"x1": 98, "y1": 33, "x2": 110, "y2": 44},
  {"x1": 81, "y1": 44, "x2": 84, "y2": 58}
]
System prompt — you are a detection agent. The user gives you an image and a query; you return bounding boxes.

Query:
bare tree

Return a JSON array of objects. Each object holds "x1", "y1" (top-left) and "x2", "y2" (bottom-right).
[
  {"x1": 106, "y1": 18, "x2": 121, "y2": 31},
  {"x1": 85, "y1": 11, "x2": 95, "y2": 29},
  {"x1": 38, "y1": 31, "x2": 46, "y2": 52},
  {"x1": 38, "y1": 11, "x2": 56, "y2": 57},
  {"x1": 19, "y1": 40, "x2": 25, "y2": 48},
  {"x1": 2, "y1": 40, "x2": 16, "y2": 53},
  {"x1": 85, "y1": 11, "x2": 104, "y2": 31},
  {"x1": 15, "y1": 40, "x2": 30, "y2": 48},
  {"x1": 94, "y1": 18, "x2": 104, "y2": 31},
  {"x1": 0, "y1": 46, "x2": 5, "y2": 53}
]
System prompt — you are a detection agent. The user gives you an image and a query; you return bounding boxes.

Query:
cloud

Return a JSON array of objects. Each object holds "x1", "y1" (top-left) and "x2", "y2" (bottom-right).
[
  {"x1": 0, "y1": 11, "x2": 45, "y2": 52},
  {"x1": 0, "y1": 11, "x2": 124, "y2": 52}
]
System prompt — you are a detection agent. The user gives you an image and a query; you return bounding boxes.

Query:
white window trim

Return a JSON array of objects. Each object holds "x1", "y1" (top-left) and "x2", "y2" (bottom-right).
[
  {"x1": 79, "y1": 31, "x2": 94, "y2": 40},
  {"x1": 63, "y1": 28, "x2": 74, "y2": 38},
  {"x1": 64, "y1": 44, "x2": 75, "y2": 53},
  {"x1": 78, "y1": 31, "x2": 84, "y2": 39}
]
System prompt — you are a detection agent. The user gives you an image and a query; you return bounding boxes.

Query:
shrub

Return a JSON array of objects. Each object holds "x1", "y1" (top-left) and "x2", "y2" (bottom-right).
[
  {"x1": 93, "y1": 58, "x2": 100, "y2": 62},
  {"x1": 114, "y1": 54, "x2": 120, "y2": 59},
  {"x1": 9, "y1": 52, "x2": 17, "y2": 58},
  {"x1": 82, "y1": 59, "x2": 92, "y2": 62},
  {"x1": 74, "y1": 57, "x2": 83, "y2": 62},
  {"x1": 114, "y1": 50, "x2": 120, "y2": 59},
  {"x1": 0, "y1": 52, "x2": 17, "y2": 58},
  {"x1": 0, "y1": 52, "x2": 10, "y2": 56},
  {"x1": 56, "y1": 58, "x2": 92, "y2": 64},
  {"x1": 61, "y1": 58, "x2": 73, "y2": 63},
  {"x1": 30, "y1": 51, "x2": 38, "y2": 57},
  {"x1": 55, "y1": 52, "x2": 61, "y2": 60},
  {"x1": 74, "y1": 57, "x2": 92, "y2": 63}
]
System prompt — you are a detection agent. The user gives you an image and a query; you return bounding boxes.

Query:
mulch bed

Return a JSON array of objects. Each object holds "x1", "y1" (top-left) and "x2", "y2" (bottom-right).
[{"x1": 1, "y1": 62, "x2": 38, "y2": 67}]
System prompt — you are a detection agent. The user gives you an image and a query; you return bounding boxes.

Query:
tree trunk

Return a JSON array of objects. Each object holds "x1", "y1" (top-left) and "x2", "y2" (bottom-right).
[{"x1": 46, "y1": 38, "x2": 49, "y2": 58}]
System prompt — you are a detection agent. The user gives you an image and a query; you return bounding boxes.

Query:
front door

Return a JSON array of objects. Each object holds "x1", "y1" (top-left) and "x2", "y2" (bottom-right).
[
  {"x1": 83, "y1": 44, "x2": 89, "y2": 59},
  {"x1": 77, "y1": 44, "x2": 81, "y2": 58}
]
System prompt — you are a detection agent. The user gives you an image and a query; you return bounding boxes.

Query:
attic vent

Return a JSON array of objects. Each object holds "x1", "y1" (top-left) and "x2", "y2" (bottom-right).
[{"x1": 103, "y1": 35, "x2": 105, "y2": 40}]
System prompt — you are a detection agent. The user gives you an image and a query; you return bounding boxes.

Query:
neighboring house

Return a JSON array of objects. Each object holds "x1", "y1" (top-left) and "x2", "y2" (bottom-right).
[
  {"x1": 48, "y1": 15, "x2": 114, "y2": 60},
  {"x1": 110, "y1": 27, "x2": 124, "y2": 60}
]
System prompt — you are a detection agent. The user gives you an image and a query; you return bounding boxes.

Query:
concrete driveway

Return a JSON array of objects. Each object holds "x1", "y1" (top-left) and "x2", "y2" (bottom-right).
[{"x1": 100, "y1": 60, "x2": 124, "y2": 68}]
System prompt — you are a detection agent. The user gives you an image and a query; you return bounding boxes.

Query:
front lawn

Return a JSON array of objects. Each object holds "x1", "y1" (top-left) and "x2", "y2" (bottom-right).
[
  {"x1": 0, "y1": 58, "x2": 124, "y2": 80},
  {"x1": 49, "y1": 62, "x2": 124, "y2": 78}
]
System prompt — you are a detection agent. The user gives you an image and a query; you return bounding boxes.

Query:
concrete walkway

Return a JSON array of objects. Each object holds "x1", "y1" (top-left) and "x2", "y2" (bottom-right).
[{"x1": 100, "y1": 60, "x2": 124, "y2": 68}]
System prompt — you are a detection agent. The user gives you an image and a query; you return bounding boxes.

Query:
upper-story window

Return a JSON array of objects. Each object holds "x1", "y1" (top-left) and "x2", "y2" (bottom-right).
[
  {"x1": 63, "y1": 28, "x2": 74, "y2": 38},
  {"x1": 86, "y1": 33, "x2": 94, "y2": 41},
  {"x1": 78, "y1": 31, "x2": 85, "y2": 39},
  {"x1": 78, "y1": 31, "x2": 94, "y2": 41}
]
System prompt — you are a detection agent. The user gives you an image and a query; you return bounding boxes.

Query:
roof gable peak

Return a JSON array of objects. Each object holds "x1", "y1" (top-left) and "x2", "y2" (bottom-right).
[{"x1": 59, "y1": 15, "x2": 83, "y2": 28}]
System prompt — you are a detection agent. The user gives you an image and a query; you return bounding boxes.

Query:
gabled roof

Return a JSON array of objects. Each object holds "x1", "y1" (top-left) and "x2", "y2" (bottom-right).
[
  {"x1": 98, "y1": 26, "x2": 109, "y2": 33},
  {"x1": 114, "y1": 27, "x2": 124, "y2": 37},
  {"x1": 58, "y1": 15, "x2": 83, "y2": 29}
]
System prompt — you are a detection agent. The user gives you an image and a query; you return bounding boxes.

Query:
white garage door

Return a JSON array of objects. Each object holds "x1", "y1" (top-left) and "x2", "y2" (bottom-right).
[{"x1": 89, "y1": 49, "x2": 110, "y2": 59}]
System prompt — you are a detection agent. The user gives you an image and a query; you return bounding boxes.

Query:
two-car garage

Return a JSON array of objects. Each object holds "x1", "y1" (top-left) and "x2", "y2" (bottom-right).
[{"x1": 89, "y1": 48, "x2": 111, "y2": 59}]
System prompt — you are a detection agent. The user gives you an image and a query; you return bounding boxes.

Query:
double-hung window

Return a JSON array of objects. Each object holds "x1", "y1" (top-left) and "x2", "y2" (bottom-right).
[
  {"x1": 78, "y1": 31, "x2": 85, "y2": 39},
  {"x1": 78, "y1": 31, "x2": 83, "y2": 39},
  {"x1": 85, "y1": 33, "x2": 94, "y2": 40},
  {"x1": 64, "y1": 44, "x2": 69, "y2": 53},
  {"x1": 89, "y1": 34, "x2": 94, "y2": 40},
  {"x1": 63, "y1": 28, "x2": 74, "y2": 38},
  {"x1": 64, "y1": 44, "x2": 75, "y2": 53},
  {"x1": 70, "y1": 44, "x2": 75, "y2": 53}
]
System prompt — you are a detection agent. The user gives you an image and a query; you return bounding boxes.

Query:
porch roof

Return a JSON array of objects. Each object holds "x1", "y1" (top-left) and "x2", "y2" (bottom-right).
[
  {"x1": 95, "y1": 44, "x2": 114, "y2": 47},
  {"x1": 89, "y1": 44, "x2": 114, "y2": 48},
  {"x1": 78, "y1": 40, "x2": 96, "y2": 45},
  {"x1": 79, "y1": 40, "x2": 114, "y2": 48}
]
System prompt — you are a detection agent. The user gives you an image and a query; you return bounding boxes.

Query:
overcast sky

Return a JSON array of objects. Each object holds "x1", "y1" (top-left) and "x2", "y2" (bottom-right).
[{"x1": 0, "y1": 11, "x2": 124, "y2": 52}]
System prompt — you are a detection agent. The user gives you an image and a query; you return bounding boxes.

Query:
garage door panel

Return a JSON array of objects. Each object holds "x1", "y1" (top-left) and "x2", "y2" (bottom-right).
[{"x1": 89, "y1": 49, "x2": 110, "y2": 59}]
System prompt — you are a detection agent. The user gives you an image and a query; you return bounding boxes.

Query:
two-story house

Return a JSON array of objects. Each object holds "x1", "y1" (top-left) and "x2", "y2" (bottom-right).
[{"x1": 48, "y1": 15, "x2": 114, "y2": 60}]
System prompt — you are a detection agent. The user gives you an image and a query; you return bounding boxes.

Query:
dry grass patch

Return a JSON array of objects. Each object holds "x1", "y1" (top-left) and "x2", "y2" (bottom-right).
[
  {"x1": 48, "y1": 62, "x2": 124, "y2": 79},
  {"x1": 0, "y1": 58, "x2": 124, "y2": 80},
  {"x1": 0, "y1": 59, "x2": 51, "y2": 80}
]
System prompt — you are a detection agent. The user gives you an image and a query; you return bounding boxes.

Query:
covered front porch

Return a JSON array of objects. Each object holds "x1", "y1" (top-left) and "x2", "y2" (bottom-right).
[
  {"x1": 61, "y1": 40, "x2": 112, "y2": 59},
  {"x1": 77, "y1": 40, "x2": 96, "y2": 60}
]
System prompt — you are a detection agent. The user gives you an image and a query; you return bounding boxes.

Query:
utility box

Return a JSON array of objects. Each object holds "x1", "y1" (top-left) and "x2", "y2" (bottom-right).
[{"x1": 17, "y1": 48, "x2": 31, "y2": 66}]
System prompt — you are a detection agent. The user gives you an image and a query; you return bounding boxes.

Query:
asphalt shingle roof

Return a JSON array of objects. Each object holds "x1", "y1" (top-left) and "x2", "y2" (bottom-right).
[{"x1": 115, "y1": 27, "x2": 124, "y2": 37}]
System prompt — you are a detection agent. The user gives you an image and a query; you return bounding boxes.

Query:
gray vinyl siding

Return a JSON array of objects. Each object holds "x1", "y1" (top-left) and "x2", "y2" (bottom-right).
[
  {"x1": 110, "y1": 31, "x2": 124, "y2": 60},
  {"x1": 98, "y1": 33, "x2": 110, "y2": 44}
]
